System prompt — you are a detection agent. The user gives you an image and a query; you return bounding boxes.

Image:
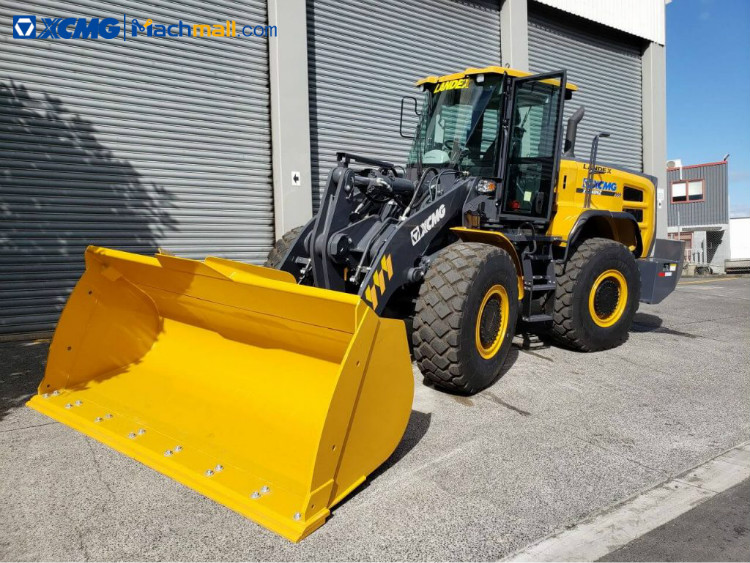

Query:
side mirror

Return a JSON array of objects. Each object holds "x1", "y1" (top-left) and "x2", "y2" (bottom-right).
[{"x1": 399, "y1": 96, "x2": 421, "y2": 139}]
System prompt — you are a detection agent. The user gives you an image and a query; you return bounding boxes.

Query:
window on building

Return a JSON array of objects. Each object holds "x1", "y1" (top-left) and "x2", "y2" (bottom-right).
[{"x1": 671, "y1": 179, "x2": 704, "y2": 203}]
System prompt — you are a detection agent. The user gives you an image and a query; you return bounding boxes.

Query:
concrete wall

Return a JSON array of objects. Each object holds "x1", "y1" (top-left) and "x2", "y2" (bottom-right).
[
  {"x1": 501, "y1": 0, "x2": 529, "y2": 69},
  {"x1": 268, "y1": 0, "x2": 313, "y2": 236},
  {"x1": 642, "y1": 42, "x2": 668, "y2": 241},
  {"x1": 669, "y1": 226, "x2": 731, "y2": 273},
  {"x1": 708, "y1": 229, "x2": 731, "y2": 273}
]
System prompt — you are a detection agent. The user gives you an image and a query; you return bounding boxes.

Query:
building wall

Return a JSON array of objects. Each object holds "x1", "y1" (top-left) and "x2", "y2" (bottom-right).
[
  {"x1": 533, "y1": 0, "x2": 665, "y2": 44},
  {"x1": 0, "y1": 0, "x2": 668, "y2": 336},
  {"x1": 667, "y1": 162, "x2": 729, "y2": 228},
  {"x1": 707, "y1": 229, "x2": 731, "y2": 273},
  {"x1": 669, "y1": 227, "x2": 730, "y2": 273},
  {"x1": 528, "y1": 4, "x2": 644, "y2": 172},
  {"x1": 0, "y1": 0, "x2": 274, "y2": 335},
  {"x1": 306, "y1": 0, "x2": 502, "y2": 210},
  {"x1": 730, "y1": 217, "x2": 750, "y2": 260}
]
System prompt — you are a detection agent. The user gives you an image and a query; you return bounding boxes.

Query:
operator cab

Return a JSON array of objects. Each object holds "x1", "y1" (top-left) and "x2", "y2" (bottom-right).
[{"x1": 406, "y1": 66, "x2": 576, "y2": 225}]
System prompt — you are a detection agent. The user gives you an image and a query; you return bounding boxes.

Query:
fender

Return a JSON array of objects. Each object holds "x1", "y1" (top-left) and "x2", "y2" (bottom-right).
[
  {"x1": 449, "y1": 227, "x2": 524, "y2": 300},
  {"x1": 566, "y1": 210, "x2": 643, "y2": 259}
]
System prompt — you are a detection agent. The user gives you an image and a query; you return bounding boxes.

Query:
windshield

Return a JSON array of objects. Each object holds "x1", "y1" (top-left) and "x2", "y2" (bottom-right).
[{"x1": 407, "y1": 77, "x2": 504, "y2": 177}]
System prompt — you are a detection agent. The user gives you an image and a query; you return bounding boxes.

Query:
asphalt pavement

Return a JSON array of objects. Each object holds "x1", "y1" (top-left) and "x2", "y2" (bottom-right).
[
  {"x1": 599, "y1": 478, "x2": 750, "y2": 562},
  {"x1": 1, "y1": 276, "x2": 748, "y2": 561}
]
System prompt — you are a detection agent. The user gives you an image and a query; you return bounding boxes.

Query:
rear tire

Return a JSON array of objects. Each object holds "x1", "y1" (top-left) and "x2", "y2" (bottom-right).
[
  {"x1": 264, "y1": 226, "x2": 304, "y2": 269},
  {"x1": 552, "y1": 237, "x2": 640, "y2": 351},
  {"x1": 413, "y1": 242, "x2": 519, "y2": 395}
]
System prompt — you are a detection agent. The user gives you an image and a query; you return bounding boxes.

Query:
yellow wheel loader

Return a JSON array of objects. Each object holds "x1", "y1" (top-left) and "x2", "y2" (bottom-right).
[{"x1": 28, "y1": 65, "x2": 682, "y2": 541}]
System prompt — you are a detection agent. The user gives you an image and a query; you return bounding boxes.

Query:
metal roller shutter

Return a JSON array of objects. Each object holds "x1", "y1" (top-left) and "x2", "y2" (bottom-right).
[
  {"x1": 307, "y1": 0, "x2": 501, "y2": 209},
  {"x1": 0, "y1": 1, "x2": 273, "y2": 335},
  {"x1": 528, "y1": 5, "x2": 644, "y2": 171}
]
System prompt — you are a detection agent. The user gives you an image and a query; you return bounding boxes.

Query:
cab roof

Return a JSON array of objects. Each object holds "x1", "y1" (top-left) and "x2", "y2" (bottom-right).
[{"x1": 415, "y1": 65, "x2": 578, "y2": 91}]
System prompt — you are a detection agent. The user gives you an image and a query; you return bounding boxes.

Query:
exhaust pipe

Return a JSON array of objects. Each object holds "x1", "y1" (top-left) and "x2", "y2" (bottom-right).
[{"x1": 563, "y1": 106, "x2": 585, "y2": 158}]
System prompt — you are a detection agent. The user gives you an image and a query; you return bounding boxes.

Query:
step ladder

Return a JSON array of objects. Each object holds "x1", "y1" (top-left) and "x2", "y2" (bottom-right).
[{"x1": 520, "y1": 245, "x2": 557, "y2": 324}]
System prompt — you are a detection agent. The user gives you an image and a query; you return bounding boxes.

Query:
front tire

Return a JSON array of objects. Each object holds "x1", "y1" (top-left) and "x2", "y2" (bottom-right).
[
  {"x1": 413, "y1": 242, "x2": 519, "y2": 395},
  {"x1": 264, "y1": 226, "x2": 304, "y2": 269},
  {"x1": 552, "y1": 237, "x2": 640, "y2": 351}
]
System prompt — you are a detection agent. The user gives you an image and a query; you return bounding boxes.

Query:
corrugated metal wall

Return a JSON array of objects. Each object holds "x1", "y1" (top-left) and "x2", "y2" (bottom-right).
[
  {"x1": 306, "y1": 0, "x2": 501, "y2": 210},
  {"x1": 0, "y1": 0, "x2": 273, "y2": 335},
  {"x1": 667, "y1": 163, "x2": 729, "y2": 227},
  {"x1": 528, "y1": 4, "x2": 644, "y2": 171}
]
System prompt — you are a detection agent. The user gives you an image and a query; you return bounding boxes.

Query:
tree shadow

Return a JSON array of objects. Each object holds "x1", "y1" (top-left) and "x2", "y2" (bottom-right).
[
  {"x1": 0, "y1": 80, "x2": 176, "y2": 417},
  {"x1": 0, "y1": 80, "x2": 175, "y2": 335}
]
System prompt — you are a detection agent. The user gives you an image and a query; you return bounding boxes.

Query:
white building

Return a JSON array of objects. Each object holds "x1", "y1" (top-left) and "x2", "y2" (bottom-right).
[{"x1": 728, "y1": 217, "x2": 750, "y2": 273}]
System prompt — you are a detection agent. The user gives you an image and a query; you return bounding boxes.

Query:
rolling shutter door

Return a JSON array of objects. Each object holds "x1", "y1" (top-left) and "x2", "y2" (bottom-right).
[
  {"x1": 0, "y1": 1, "x2": 273, "y2": 335},
  {"x1": 528, "y1": 7, "x2": 643, "y2": 171},
  {"x1": 307, "y1": 0, "x2": 501, "y2": 209}
]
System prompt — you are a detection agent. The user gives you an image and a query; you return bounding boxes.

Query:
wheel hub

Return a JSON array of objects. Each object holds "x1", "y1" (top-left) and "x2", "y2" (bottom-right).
[
  {"x1": 475, "y1": 284, "x2": 509, "y2": 359},
  {"x1": 593, "y1": 278, "x2": 621, "y2": 319},
  {"x1": 479, "y1": 295, "x2": 502, "y2": 349},
  {"x1": 588, "y1": 269, "x2": 628, "y2": 328}
]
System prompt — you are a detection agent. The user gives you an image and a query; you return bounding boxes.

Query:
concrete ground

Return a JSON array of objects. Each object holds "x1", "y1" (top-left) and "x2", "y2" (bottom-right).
[
  {"x1": 1, "y1": 277, "x2": 748, "y2": 561},
  {"x1": 599, "y1": 478, "x2": 750, "y2": 562}
]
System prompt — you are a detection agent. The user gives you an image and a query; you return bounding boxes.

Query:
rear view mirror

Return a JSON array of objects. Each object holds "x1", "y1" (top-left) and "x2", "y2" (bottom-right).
[{"x1": 399, "y1": 96, "x2": 421, "y2": 139}]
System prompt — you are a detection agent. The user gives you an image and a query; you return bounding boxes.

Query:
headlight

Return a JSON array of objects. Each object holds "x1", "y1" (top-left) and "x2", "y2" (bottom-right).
[{"x1": 475, "y1": 179, "x2": 497, "y2": 194}]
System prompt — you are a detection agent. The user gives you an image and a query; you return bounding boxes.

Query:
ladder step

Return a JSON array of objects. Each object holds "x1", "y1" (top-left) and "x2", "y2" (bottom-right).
[
  {"x1": 530, "y1": 283, "x2": 556, "y2": 291},
  {"x1": 522, "y1": 314, "x2": 554, "y2": 323}
]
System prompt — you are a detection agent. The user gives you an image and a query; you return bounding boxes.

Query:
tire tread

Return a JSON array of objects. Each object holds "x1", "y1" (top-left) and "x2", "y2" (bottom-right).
[
  {"x1": 552, "y1": 237, "x2": 640, "y2": 351},
  {"x1": 264, "y1": 226, "x2": 304, "y2": 269},
  {"x1": 413, "y1": 242, "x2": 516, "y2": 394}
]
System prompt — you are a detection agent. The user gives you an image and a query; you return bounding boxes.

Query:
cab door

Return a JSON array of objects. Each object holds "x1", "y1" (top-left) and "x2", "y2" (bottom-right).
[{"x1": 500, "y1": 72, "x2": 566, "y2": 222}]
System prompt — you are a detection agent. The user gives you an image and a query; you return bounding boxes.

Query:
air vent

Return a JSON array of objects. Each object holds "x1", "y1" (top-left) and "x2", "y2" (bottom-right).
[
  {"x1": 624, "y1": 187, "x2": 644, "y2": 202},
  {"x1": 624, "y1": 208, "x2": 644, "y2": 222}
]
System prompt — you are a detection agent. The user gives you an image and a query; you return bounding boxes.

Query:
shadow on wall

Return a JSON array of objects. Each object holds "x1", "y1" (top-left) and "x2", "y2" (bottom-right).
[
  {"x1": 0, "y1": 81, "x2": 175, "y2": 334},
  {"x1": 706, "y1": 230, "x2": 725, "y2": 265}
]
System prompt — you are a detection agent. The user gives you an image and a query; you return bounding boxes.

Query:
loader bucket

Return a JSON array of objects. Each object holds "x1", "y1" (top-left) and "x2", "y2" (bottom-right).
[{"x1": 27, "y1": 246, "x2": 414, "y2": 542}]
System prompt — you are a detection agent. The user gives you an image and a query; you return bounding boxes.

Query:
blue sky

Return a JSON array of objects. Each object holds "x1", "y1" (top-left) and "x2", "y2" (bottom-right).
[{"x1": 666, "y1": 0, "x2": 750, "y2": 217}]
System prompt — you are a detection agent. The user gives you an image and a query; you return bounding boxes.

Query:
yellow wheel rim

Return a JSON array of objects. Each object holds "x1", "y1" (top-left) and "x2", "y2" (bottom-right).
[
  {"x1": 475, "y1": 284, "x2": 510, "y2": 359},
  {"x1": 588, "y1": 269, "x2": 628, "y2": 327}
]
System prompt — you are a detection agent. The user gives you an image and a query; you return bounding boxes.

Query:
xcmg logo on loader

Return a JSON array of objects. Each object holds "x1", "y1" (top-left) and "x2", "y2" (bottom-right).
[
  {"x1": 577, "y1": 178, "x2": 622, "y2": 198},
  {"x1": 411, "y1": 204, "x2": 446, "y2": 246}
]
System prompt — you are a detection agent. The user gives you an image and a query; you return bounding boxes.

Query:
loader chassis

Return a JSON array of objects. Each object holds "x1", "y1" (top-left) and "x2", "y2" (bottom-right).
[{"x1": 274, "y1": 65, "x2": 683, "y2": 391}]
